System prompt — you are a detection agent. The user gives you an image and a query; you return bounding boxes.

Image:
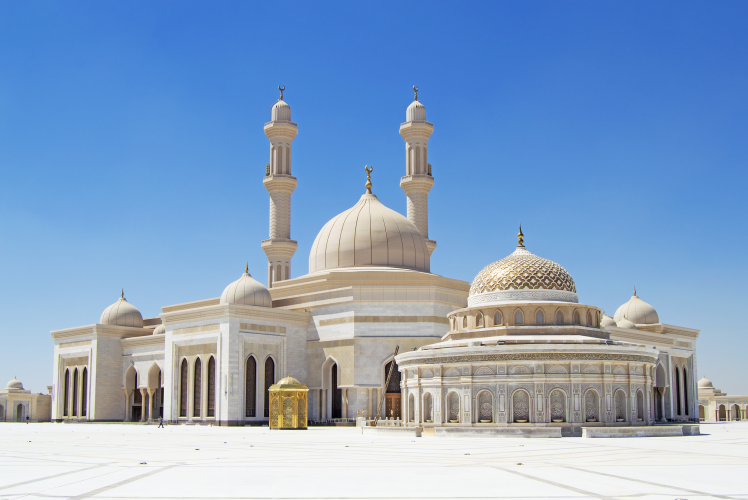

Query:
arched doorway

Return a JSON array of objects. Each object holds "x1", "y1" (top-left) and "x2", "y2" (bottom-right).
[
  {"x1": 16, "y1": 404, "x2": 23, "y2": 422},
  {"x1": 408, "y1": 393, "x2": 415, "y2": 422},
  {"x1": 512, "y1": 390, "x2": 529, "y2": 423},
  {"x1": 636, "y1": 391, "x2": 644, "y2": 422},
  {"x1": 423, "y1": 393, "x2": 432, "y2": 423},
  {"x1": 477, "y1": 390, "x2": 493, "y2": 423},
  {"x1": 549, "y1": 389, "x2": 566, "y2": 423},
  {"x1": 699, "y1": 405, "x2": 705, "y2": 421},
  {"x1": 732, "y1": 404, "x2": 741, "y2": 421},
  {"x1": 584, "y1": 390, "x2": 599, "y2": 422},
  {"x1": 718, "y1": 404, "x2": 726, "y2": 421},
  {"x1": 0, "y1": 404, "x2": 4, "y2": 421},
  {"x1": 81, "y1": 367, "x2": 88, "y2": 418},
  {"x1": 614, "y1": 390, "x2": 626, "y2": 422},
  {"x1": 383, "y1": 360, "x2": 401, "y2": 419},
  {"x1": 245, "y1": 356, "x2": 257, "y2": 418},
  {"x1": 331, "y1": 363, "x2": 342, "y2": 419},
  {"x1": 264, "y1": 357, "x2": 275, "y2": 418}
]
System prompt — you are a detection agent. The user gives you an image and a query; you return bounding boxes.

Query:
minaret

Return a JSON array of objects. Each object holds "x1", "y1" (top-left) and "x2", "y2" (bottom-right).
[
  {"x1": 261, "y1": 85, "x2": 298, "y2": 288},
  {"x1": 399, "y1": 86, "x2": 436, "y2": 256}
]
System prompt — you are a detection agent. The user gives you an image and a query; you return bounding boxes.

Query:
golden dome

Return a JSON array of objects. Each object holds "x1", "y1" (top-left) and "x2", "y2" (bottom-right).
[{"x1": 468, "y1": 231, "x2": 577, "y2": 306}]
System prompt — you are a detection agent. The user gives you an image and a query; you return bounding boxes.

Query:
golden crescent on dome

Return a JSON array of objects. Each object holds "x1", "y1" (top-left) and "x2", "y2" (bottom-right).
[
  {"x1": 278, "y1": 85, "x2": 285, "y2": 100},
  {"x1": 413, "y1": 85, "x2": 419, "y2": 101},
  {"x1": 365, "y1": 165, "x2": 373, "y2": 194}
]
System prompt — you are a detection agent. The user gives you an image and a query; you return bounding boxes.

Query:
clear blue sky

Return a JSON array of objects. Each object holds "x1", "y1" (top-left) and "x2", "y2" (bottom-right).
[{"x1": 1, "y1": 1, "x2": 746, "y2": 395}]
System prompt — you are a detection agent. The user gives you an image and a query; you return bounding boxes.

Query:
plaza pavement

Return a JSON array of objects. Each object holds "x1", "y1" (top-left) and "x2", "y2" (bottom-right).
[{"x1": 0, "y1": 422, "x2": 747, "y2": 500}]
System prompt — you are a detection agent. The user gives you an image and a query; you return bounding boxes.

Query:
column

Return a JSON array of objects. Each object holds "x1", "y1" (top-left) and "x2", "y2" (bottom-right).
[
  {"x1": 147, "y1": 390, "x2": 155, "y2": 421},
  {"x1": 123, "y1": 389, "x2": 132, "y2": 422},
  {"x1": 140, "y1": 389, "x2": 148, "y2": 422},
  {"x1": 342, "y1": 389, "x2": 347, "y2": 419},
  {"x1": 322, "y1": 389, "x2": 327, "y2": 420},
  {"x1": 367, "y1": 388, "x2": 372, "y2": 420},
  {"x1": 658, "y1": 387, "x2": 667, "y2": 423}
]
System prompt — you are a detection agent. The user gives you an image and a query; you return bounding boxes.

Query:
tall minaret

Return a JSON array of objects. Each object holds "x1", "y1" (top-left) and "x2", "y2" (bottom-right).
[
  {"x1": 261, "y1": 85, "x2": 298, "y2": 288},
  {"x1": 399, "y1": 86, "x2": 436, "y2": 256}
]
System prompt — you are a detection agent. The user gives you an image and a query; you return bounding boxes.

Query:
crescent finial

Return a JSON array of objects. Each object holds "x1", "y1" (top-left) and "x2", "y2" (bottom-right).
[
  {"x1": 278, "y1": 85, "x2": 285, "y2": 100},
  {"x1": 413, "y1": 85, "x2": 418, "y2": 101},
  {"x1": 365, "y1": 165, "x2": 373, "y2": 194}
]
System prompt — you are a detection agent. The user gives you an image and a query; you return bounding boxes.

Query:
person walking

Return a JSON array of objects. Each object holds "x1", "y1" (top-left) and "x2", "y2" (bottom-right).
[
  {"x1": 157, "y1": 416, "x2": 164, "y2": 428},
  {"x1": 25, "y1": 415, "x2": 29, "y2": 424}
]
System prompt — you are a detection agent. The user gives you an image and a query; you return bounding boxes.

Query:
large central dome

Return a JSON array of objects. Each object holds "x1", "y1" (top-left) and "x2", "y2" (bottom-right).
[
  {"x1": 468, "y1": 232, "x2": 577, "y2": 306},
  {"x1": 309, "y1": 193, "x2": 430, "y2": 273}
]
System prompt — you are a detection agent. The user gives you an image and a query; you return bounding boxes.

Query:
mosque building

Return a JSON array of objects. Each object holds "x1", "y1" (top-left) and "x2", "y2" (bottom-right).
[{"x1": 49, "y1": 88, "x2": 702, "y2": 429}]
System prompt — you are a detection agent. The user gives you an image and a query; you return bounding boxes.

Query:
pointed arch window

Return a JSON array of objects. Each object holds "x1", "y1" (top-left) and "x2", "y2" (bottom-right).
[
  {"x1": 476, "y1": 312, "x2": 484, "y2": 328},
  {"x1": 63, "y1": 369, "x2": 70, "y2": 417},
  {"x1": 462, "y1": 316, "x2": 467, "y2": 329},
  {"x1": 193, "y1": 358, "x2": 202, "y2": 417},
  {"x1": 515, "y1": 310, "x2": 523, "y2": 325},
  {"x1": 536, "y1": 310, "x2": 544, "y2": 325},
  {"x1": 586, "y1": 312, "x2": 592, "y2": 326},
  {"x1": 683, "y1": 367, "x2": 689, "y2": 414},
  {"x1": 573, "y1": 311, "x2": 580, "y2": 325},
  {"x1": 180, "y1": 359, "x2": 188, "y2": 417},
  {"x1": 81, "y1": 367, "x2": 88, "y2": 417},
  {"x1": 556, "y1": 311, "x2": 563, "y2": 325},
  {"x1": 264, "y1": 357, "x2": 275, "y2": 418},
  {"x1": 246, "y1": 356, "x2": 256, "y2": 417},
  {"x1": 72, "y1": 368, "x2": 78, "y2": 417},
  {"x1": 494, "y1": 311, "x2": 501, "y2": 326},
  {"x1": 207, "y1": 357, "x2": 216, "y2": 418}
]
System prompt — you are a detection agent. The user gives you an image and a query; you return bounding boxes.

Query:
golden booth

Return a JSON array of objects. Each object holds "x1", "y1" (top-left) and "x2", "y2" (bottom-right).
[{"x1": 268, "y1": 375, "x2": 308, "y2": 429}]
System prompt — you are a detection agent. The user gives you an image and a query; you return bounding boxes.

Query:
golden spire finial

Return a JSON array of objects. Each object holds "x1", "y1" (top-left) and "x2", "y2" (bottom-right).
[
  {"x1": 121, "y1": 288, "x2": 124, "y2": 299},
  {"x1": 365, "y1": 165, "x2": 373, "y2": 194},
  {"x1": 517, "y1": 224, "x2": 524, "y2": 247},
  {"x1": 245, "y1": 262, "x2": 249, "y2": 274},
  {"x1": 633, "y1": 286, "x2": 637, "y2": 297},
  {"x1": 413, "y1": 85, "x2": 419, "y2": 101},
  {"x1": 278, "y1": 85, "x2": 285, "y2": 101}
]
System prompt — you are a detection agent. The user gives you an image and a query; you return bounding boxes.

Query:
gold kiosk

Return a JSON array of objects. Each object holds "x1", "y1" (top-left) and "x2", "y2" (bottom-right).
[{"x1": 268, "y1": 375, "x2": 309, "y2": 430}]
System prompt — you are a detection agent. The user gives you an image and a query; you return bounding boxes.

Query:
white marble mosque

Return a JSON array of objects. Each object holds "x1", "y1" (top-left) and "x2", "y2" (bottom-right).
[{"x1": 44, "y1": 87, "x2": 711, "y2": 431}]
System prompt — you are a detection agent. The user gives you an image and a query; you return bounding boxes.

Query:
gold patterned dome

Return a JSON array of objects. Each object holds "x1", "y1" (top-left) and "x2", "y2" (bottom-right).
[{"x1": 468, "y1": 228, "x2": 578, "y2": 306}]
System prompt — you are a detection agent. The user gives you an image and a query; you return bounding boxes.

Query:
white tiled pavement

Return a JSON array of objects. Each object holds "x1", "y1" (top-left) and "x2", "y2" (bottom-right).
[{"x1": 1, "y1": 423, "x2": 747, "y2": 500}]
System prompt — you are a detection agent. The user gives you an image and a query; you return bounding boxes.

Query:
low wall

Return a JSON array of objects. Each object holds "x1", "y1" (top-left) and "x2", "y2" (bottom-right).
[
  {"x1": 434, "y1": 427, "x2": 562, "y2": 438},
  {"x1": 582, "y1": 425, "x2": 700, "y2": 438},
  {"x1": 362, "y1": 426, "x2": 422, "y2": 437}
]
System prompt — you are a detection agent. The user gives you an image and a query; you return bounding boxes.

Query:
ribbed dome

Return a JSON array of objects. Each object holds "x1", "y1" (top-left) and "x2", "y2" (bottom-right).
[
  {"x1": 6, "y1": 377, "x2": 23, "y2": 390},
  {"x1": 616, "y1": 317, "x2": 637, "y2": 330},
  {"x1": 152, "y1": 324, "x2": 165, "y2": 335},
  {"x1": 309, "y1": 194, "x2": 430, "y2": 274},
  {"x1": 100, "y1": 293, "x2": 143, "y2": 327},
  {"x1": 406, "y1": 100, "x2": 426, "y2": 121},
  {"x1": 614, "y1": 293, "x2": 659, "y2": 325},
  {"x1": 220, "y1": 269, "x2": 272, "y2": 307},
  {"x1": 468, "y1": 240, "x2": 578, "y2": 306},
  {"x1": 271, "y1": 100, "x2": 291, "y2": 122},
  {"x1": 601, "y1": 314, "x2": 617, "y2": 328},
  {"x1": 698, "y1": 376, "x2": 713, "y2": 388}
]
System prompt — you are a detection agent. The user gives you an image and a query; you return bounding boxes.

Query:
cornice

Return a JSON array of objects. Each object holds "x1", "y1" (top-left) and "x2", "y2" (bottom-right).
[
  {"x1": 121, "y1": 334, "x2": 165, "y2": 349},
  {"x1": 51, "y1": 324, "x2": 151, "y2": 341},
  {"x1": 162, "y1": 303, "x2": 310, "y2": 325}
]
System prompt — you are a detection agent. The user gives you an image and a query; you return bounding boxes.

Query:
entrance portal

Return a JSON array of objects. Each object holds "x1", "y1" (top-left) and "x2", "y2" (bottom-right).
[
  {"x1": 331, "y1": 364, "x2": 342, "y2": 419},
  {"x1": 383, "y1": 360, "x2": 401, "y2": 419}
]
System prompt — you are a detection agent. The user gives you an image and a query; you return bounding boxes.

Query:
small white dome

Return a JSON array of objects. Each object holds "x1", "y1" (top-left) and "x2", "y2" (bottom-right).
[
  {"x1": 616, "y1": 317, "x2": 637, "y2": 329},
  {"x1": 309, "y1": 193, "x2": 430, "y2": 274},
  {"x1": 220, "y1": 268, "x2": 272, "y2": 307},
  {"x1": 601, "y1": 314, "x2": 617, "y2": 328},
  {"x1": 406, "y1": 100, "x2": 426, "y2": 121},
  {"x1": 6, "y1": 377, "x2": 23, "y2": 390},
  {"x1": 614, "y1": 292, "x2": 659, "y2": 325},
  {"x1": 271, "y1": 100, "x2": 291, "y2": 122},
  {"x1": 100, "y1": 293, "x2": 143, "y2": 327},
  {"x1": 152, "y1": 324, "x2": 165, "y2": 335},
  {"x1": 698, "y1": 376, "x2": 713, "y2": 389}
]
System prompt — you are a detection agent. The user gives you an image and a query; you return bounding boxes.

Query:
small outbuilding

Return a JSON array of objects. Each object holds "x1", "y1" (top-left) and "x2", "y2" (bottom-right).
[{"x1": 268, "y1": 375, "x2": 308, "y2": 429}]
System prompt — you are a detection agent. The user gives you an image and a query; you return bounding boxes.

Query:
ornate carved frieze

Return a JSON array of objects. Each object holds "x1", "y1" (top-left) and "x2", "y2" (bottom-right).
[{"x1": 398, "y1": 352, "x2": 656, "y2": 367}]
